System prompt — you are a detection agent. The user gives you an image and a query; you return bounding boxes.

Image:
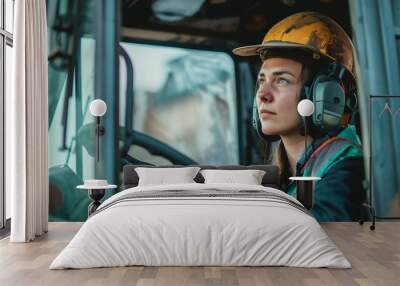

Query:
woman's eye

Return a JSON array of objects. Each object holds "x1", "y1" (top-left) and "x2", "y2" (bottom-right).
[{"x1": 277, "y1": 78, "x2": 289, "y2": 85}]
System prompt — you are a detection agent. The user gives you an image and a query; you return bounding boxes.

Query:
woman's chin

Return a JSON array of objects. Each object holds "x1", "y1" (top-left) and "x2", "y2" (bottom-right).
[{"x1": 261, "y1": 127, "x2": 280, "y2": 136}]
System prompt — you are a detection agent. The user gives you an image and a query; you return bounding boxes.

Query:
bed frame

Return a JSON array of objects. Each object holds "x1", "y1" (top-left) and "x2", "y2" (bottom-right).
[{"x1": 122, "y1": 164, "x2": 281, "y2": 190}]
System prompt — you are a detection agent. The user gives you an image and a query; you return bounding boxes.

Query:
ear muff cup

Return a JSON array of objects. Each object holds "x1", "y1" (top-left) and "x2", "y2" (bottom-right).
[
  {"x1": 252, "y1": 97, "x2": 280, "y2": 142},
  {"x1": 310, "y1": 73, "x2": 346, "y2": 132}
]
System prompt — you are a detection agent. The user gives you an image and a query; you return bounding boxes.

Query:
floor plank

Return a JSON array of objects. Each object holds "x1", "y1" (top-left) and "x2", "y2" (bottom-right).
[{"x1": 0, "y1": 222, "x2": 399, "y2": 286}]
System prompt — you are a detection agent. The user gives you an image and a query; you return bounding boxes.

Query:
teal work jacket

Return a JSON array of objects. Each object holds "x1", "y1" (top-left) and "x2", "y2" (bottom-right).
[{"x1": 286, "y1": 125, "x2": 365, "y2": 221}]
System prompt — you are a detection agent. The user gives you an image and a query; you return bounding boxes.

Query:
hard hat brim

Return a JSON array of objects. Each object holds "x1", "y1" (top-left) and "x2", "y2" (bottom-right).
[{"x1": 233, "y1": 41, "x2": 327, "y2": 58}]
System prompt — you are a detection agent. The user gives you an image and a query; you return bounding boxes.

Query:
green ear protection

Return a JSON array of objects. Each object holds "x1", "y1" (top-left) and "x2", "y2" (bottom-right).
[{"x1": 252, "y1": 61, "x2": 357, "y2": 141}]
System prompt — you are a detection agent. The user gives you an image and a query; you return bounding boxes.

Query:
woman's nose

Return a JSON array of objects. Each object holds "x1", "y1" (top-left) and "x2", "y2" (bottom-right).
[{"x1": 258, "y1": 86, "x2": 273, "y2": 103}]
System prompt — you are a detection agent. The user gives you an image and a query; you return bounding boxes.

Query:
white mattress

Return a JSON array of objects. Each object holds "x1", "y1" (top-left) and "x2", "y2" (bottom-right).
[{"x1": 50, "y1": 183, "x2": 351, "y2": 269}]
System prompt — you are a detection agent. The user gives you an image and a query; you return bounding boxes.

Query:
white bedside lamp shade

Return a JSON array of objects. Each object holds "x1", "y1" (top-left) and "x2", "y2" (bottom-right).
[
  {"x1": 297, "y1": 99, "x2": 315, "y2": 117},
  {"x1": 90, "y1": 99, "x2": 107, "y2": 117}
]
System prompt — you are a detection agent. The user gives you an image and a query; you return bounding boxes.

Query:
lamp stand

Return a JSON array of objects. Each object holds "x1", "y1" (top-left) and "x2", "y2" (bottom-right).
[
  {"x1": 302, "y1": 116, "x2": 308, "y2": 153},
  {"x1": 95, "y1": 116, "x2": 105, "y2": 162}
]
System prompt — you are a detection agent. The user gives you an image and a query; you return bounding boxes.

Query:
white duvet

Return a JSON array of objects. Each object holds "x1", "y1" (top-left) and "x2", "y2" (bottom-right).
[{"x1": 50, "y1": 183, "x2": 351, "y2": 269}]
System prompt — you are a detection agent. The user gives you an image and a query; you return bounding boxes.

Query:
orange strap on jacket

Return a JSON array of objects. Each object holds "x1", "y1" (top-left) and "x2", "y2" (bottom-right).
[{"x1": 300, "y1": 136, "x2": 362, "y2": 174}]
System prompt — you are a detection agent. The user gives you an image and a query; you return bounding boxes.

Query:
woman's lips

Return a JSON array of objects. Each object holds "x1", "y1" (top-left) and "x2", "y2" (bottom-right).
[{"x1": 259, "y1": 109, "x2": 276, "y2": 117}]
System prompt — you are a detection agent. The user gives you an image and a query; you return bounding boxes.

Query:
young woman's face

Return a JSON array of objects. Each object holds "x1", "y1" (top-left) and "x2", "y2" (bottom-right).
[{"x1": 256, "y1": 57, "x2": 304, "y2": 136}]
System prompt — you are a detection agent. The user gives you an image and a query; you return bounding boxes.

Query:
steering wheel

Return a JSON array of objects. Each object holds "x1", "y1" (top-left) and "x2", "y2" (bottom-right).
[
  {"x1": 120, "y1": 129, "x2": 198, "y2": 166},
  {"x1": 76, "y1": 123, "x2": 197, "y2": 166}
]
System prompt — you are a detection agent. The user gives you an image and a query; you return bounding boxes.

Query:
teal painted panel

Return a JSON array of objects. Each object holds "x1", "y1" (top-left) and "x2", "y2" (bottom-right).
[{"x1": 370, "y1": 96, "x2": 400, "y2": 217}]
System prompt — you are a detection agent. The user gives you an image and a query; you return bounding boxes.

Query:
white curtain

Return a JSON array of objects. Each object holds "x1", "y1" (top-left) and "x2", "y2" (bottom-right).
[{"x1": 7, "y1": 0, "x2": 48, "y2": 242}]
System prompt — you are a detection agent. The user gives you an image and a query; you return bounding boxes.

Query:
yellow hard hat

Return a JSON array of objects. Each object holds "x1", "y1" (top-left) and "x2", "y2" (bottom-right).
[{"x1": 233, "y1": 12, "x2": 355, "y2": 80}]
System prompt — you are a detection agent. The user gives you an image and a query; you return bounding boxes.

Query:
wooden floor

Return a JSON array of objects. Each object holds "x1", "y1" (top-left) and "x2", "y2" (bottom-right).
[{"x1": 0, "y1": 222, "x2": 399, "y2": 286}]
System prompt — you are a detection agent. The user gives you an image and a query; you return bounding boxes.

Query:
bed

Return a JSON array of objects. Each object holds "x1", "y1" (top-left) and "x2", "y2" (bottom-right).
[{"x1": 49, "y1": 165, "x2": 350, "y2": 269}]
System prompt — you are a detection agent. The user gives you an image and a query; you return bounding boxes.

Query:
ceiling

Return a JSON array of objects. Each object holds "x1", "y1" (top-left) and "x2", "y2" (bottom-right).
[{"x1": 121, "y1": 0, "x2": 352, "y2": 46}]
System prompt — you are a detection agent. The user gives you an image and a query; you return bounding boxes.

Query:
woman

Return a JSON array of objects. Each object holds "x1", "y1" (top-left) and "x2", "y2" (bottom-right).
[{"x1": 233, "y1": 12, "x2": 365, "y2": 221}]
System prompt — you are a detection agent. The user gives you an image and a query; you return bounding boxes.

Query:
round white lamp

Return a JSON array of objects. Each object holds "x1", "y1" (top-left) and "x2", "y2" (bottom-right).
[
  {"x1": 297, "y1": 99, "x2": 314, "y2": 117},
  {"x1": 89, "y1": 99, "x2": 107, "y2": 162},
  {"x1": 89, "y1": 99, "x2": 107, "y2": 117}
]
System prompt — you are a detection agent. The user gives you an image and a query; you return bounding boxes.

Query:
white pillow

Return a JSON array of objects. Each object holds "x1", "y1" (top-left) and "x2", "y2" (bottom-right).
[
  {"x1": 200, "y1": 169, "x2": 266, "y2": 185},
  {"x1": 135, "y1": 167, "x2": 200, "y2": 186}
]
